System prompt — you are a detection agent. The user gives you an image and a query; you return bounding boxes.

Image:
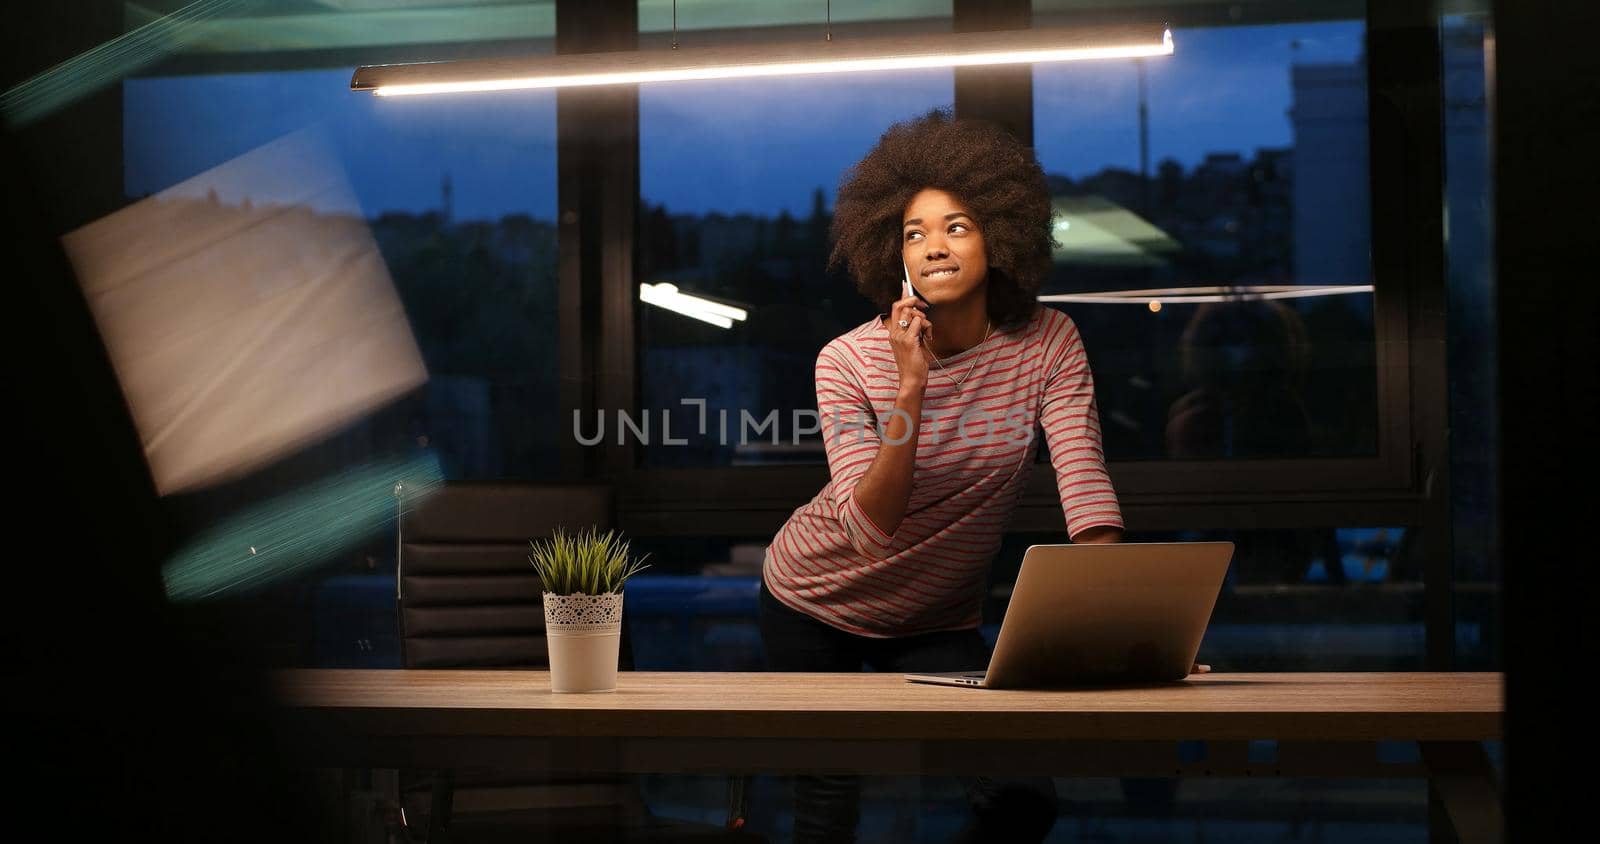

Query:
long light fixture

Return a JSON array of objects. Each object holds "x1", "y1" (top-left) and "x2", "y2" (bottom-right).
[
  {"x1": 640, "y1": 282, "x2": 749, "y2": 329},
  {"x1": 352, "y1": 23, "x2": 1172, "y2": 97}
]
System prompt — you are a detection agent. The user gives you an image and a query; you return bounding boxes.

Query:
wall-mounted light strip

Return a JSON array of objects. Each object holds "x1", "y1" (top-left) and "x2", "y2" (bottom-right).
[
  {"x1": 640, "y1": 283, "x2": 749, "y2": 329},
  {"x1": 352, "y1": 24, "x2": 1171, "y2": 97}
]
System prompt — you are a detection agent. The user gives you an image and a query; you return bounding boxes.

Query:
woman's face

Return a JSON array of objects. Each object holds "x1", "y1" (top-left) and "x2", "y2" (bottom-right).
[{"x1": 901, "y1": 187, "x2": 988, "y2": 307}]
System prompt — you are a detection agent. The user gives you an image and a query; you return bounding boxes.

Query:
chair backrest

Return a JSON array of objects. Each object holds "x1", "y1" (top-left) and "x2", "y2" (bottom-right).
[{"x1": 397, "y1": 481, "x2": 623, "y2": 669}]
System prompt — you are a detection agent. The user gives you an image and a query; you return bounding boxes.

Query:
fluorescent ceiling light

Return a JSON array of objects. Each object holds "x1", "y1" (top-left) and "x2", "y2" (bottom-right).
[
  {"x1": 639, "y1": 283, "x2": 749, "y2": 329},
  {"x1": 1039, "y1": 284, "x2": 1374, "y2": 305},
  {"x1": 353, "y1": 24, "x2": 1172, "y2": 96}
]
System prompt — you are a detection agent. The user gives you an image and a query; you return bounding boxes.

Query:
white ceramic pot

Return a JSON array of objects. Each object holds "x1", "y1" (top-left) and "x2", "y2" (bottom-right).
[{"x1": 543, "y1": 592, "x2": 624, "y2": 693}]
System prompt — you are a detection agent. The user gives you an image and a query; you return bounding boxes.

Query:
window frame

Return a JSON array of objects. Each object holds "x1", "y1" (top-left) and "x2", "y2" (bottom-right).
[
  {"x1": 597, "y1": 0, "x2": 1436, "y2": 543},
  {"x1": 114, "y1": 0, "x2": 1459, "y2": 665}
]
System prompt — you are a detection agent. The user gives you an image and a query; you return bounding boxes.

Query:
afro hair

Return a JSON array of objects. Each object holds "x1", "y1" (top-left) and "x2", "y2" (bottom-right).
[{"x1": 828, "y1": 108, "x2": 1055, "y2": 328}]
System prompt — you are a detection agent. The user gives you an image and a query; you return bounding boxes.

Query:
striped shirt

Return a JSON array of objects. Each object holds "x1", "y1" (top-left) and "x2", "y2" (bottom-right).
[{"x1": 763, "y1": 305, "x2": 1122, "y2": 638}]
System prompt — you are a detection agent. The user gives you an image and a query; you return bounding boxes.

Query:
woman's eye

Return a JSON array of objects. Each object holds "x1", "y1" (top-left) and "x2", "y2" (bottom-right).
[
  {"x1": 950, "y1": 223, "x2": 969, "y2": 233},
  {"x1": 905, "y1": 231, "x2": 922, "y2": 241}
]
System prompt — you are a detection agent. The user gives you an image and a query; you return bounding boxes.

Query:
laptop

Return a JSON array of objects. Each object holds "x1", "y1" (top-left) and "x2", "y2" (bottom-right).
[{"x1": 905, "y1": 541, "x2": 1234, "y2": 689}]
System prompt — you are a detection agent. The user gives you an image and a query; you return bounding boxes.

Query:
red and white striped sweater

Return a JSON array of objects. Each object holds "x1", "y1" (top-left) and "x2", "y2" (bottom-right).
[{"x1": 763, "y1": 305, "x2": 1122, "y2": 638}]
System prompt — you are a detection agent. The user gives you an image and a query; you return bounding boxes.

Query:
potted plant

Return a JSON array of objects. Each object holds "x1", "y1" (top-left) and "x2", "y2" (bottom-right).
[{"x1": 528, "y1": 527, "x2": 650, "y2": 693}]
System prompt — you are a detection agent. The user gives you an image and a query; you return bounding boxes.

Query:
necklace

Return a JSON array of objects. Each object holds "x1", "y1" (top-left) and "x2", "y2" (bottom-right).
[{"x1": 926, "y1": 319, "x2": 991, "y2": 387}]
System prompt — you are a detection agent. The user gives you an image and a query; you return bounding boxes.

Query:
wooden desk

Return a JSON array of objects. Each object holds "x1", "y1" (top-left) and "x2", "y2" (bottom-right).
[{"x1": 274, "y1": 671, "x2": 1503, "y2": 842}]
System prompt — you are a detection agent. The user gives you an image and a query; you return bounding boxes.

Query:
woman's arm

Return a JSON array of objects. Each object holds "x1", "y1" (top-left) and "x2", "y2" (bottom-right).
[
  {"x1": 1072, "y1": 525, "x2": 1123, "y2": 544},
  {"x1": 1039, "y1": 312, "x2": 1125, "y2": 542},
  {"x1": 850, "y1": 381, "x2": 923, "y2": 539},
  {"x1": 813, "y1": 295, "x2": 931, "y2": 558},
  {"x1": 849, "y1": 293, "x2": 933, "y2": 541}
]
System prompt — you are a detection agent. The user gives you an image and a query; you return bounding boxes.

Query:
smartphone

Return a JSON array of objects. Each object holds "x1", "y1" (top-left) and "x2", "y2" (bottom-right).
[{"x1": 902, "y1": 262, "x2": 930, "y2": 311}]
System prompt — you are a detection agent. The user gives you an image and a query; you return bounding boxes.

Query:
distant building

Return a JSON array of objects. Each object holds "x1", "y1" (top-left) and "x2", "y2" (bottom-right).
[
  {"x1": 1290, "y1": 59, "x2": 1371, "y2": 286},
  {"x1": 1198, "y1": 152, "x2": 1248, "y2": 178}
]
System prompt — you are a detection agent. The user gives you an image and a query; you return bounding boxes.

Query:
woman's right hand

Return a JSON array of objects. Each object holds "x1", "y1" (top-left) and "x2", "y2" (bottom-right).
[{"x1": 885, "y1": 295, "x2": 932, "y2": 391}]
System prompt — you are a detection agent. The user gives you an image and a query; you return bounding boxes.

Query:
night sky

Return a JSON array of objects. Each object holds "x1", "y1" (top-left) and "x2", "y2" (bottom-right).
[{"x1": 123, "y1": 21, "x2": 1362, "y2": 221}]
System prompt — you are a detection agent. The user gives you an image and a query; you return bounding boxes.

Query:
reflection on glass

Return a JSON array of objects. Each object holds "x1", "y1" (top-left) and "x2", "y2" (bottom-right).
[
  {"x1": 1034, "y1": 19, "x2": 1379, "y2": 460},
  {"x1": 63, "y1": 130, "x2": 428, "y2": 495},
  {"x1": 1165, "y1": 300, "x2": 1313, "y2": 458},
  {"x1": 125, "y1": 69, "x2": 561, "y2": 482},
  {"x1": 1190, "y1": 524, "x2": 1423, "y2": 671},
  {"x1": 638, "y1": 0, "x2": 952, "y2": 34}
]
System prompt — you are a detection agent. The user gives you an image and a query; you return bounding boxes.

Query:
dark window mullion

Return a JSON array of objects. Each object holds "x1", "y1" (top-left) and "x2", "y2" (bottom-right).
[
  {"x1": 556, "y1": 0, "x2": 638, "y2": 481},
  {"x1": 1367, "y1": 0, "x2": 1451, "y2": 670}
]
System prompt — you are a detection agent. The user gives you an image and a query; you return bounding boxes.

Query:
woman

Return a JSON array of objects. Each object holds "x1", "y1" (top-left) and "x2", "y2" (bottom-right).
[{"x1": 758, "y1": 109, "x2": 1140, "y2": 843}]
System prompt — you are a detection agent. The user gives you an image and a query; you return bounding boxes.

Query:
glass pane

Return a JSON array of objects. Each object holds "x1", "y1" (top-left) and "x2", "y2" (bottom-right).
[
  {"x1": 638, "y1": 69, "x2": 954, "y2": 467},
  {"x1": 127, "y1": 1, "x2": 558, "y2": 67},
  {"x1": 1033, "y1": 16, "x2": 1379, "y2": 461},
  {"x1": 639, "y1": 0, "x2": 951, "y2": 34},
  {"x1": 623, "y1": 535, "x2": 768, "y2": 670},
  {"x1": 1441, "y1": 8, "x2": 1499, "y2": 670},
  {"x1": 125, "y1": 70, "x2": 561, "y2": 485}
]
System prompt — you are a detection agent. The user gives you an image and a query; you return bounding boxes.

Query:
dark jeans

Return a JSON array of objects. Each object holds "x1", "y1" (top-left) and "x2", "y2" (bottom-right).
[{"x1": 758, "y1": 579, "x2": 1057, "y2": 844}]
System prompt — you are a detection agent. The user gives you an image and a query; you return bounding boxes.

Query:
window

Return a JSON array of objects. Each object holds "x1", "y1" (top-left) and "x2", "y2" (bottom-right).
[
  {"x1": 637, "y1": 69, "x2": 954, "y2": 467},
  {"x1": 1033, "y1": 15, "x2": 1378, "y2": 461},
  {"x1": 119, "y1": 60, "x2": 561, "y2": 654}
]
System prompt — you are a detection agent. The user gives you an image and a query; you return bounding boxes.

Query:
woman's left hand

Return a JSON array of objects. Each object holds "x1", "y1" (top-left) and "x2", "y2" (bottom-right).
[{"x1": 1192, "y1": 663, "x2": 1212, "y2": 674}]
